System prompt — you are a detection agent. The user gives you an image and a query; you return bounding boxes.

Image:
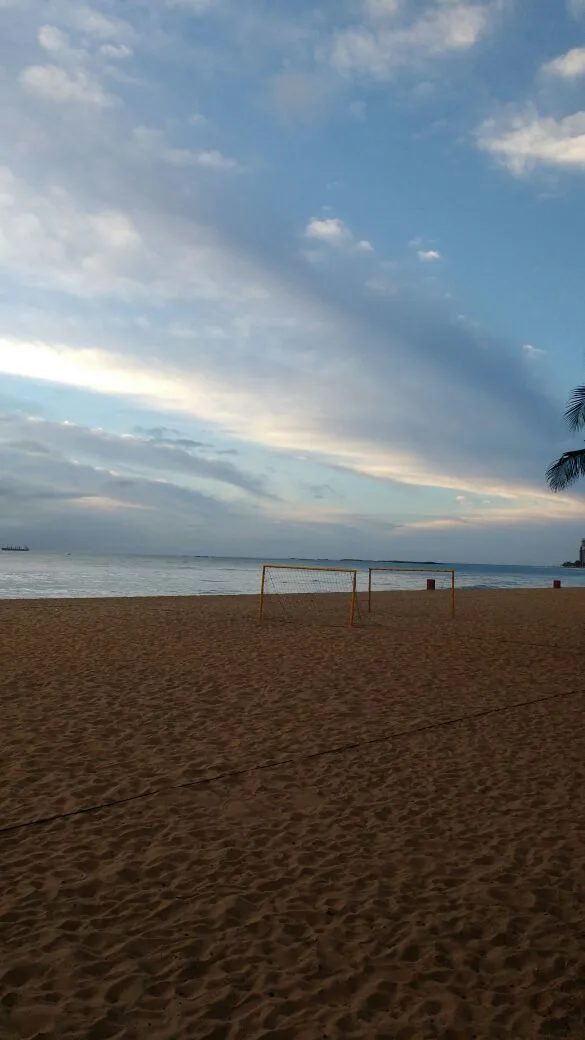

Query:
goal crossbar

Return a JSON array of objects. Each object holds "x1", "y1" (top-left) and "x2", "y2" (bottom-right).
[
  {"x1": 260, "y1": 564, "x2": 359, "y2": 626},
  {"x1": 367, "y1": 567, "x2": 456, "y2": 618}
]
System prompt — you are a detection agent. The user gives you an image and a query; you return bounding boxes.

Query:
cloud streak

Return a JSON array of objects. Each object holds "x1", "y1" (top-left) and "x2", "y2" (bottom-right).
[
  {"x1": 20, "y1": 64, "x2": 115, "y2": 105},
  {"x1": 0, "y1": 414, "x2": 272, "y2": 498}
]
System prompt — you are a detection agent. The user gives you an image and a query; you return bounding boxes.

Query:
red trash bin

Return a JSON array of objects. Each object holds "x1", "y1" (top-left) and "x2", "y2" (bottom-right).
[{"x1": 427, "y1": 578, "x2": 436, "y2": 591}]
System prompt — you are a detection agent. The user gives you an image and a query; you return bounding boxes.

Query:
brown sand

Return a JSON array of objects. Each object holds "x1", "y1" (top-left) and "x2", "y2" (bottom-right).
[{"x1": 1, "y1": 589, "x2": 585, "y2": 1039}]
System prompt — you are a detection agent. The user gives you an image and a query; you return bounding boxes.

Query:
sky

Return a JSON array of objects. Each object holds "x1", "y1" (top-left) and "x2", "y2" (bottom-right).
[{"x1": 1, "y1": 0, "x2": 585, "y2": 564}]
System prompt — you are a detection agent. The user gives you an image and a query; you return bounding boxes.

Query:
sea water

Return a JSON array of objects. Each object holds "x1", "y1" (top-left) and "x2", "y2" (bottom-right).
[{"x1": 1, "y1": 554, "x2": 585, "y2": 599}]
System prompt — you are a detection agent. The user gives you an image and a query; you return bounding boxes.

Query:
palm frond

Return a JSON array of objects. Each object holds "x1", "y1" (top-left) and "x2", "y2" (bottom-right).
[
  {"x1": 546, "y1": 449, "x2": 585, "y2": 492},
  {"x1": 564, "y1": 386, "x2": 585, "y2": 432}
]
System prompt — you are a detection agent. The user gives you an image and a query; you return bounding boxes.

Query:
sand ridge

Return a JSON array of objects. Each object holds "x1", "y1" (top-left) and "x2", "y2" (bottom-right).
[{"x1": 2, "y1": 590, "x2": 585, "y2": 1038}]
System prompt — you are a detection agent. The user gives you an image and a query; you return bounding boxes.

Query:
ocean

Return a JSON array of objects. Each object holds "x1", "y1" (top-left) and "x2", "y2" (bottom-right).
[{"x1": 1, "y1": 553, "x2": 584, "y2": 599}]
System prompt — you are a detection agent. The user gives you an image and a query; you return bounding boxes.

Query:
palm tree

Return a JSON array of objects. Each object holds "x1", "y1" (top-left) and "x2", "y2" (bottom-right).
[{"x1": 547, "y1": 385, "x2": 585, "y2": 491}]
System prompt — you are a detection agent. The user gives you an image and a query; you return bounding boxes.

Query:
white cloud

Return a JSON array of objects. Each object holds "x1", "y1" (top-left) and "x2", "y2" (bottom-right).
[
  {"x1": 568, "y1": 0, "x2": 585, "y2": 17},
  {"x1": 38, "y1": 25, "x2": 70, "y2": 54},
  {"x1": 478, "y1": 105, "x2": 585, "y2": 174},
  {"x1": 305, "y1": 216, "x2": 353, "y2": 245},
  {"x1": 410, "y1": 236, "x2": 442, "y2": 261},
  {"x1": 0, "y1": 167, "x2": 265, "y2": 304},
  {"x1": 0, "y1": 169, "x2": 144, "y2": 297},
  {"x1": 19, "y1": 64, "x2": 114, "y2": 106},
  {"x1": 541, "y1": 47, "x2": 585, "y2": 79},
  {"x1": 305, "y1": 216, "x2": 373, "y2": 253},
  {"x1": 37, "y1": 24, "x2": 89, "y2": 65},
  {"x1": 67, "y1": 6, "x2": 132, "y2": 41},
  {"x1": 417, "y1": 248, "x2": 441, "y2": 262},
  {"x1": 329, "y1": 1, "x2": 497, "y2": 81}
]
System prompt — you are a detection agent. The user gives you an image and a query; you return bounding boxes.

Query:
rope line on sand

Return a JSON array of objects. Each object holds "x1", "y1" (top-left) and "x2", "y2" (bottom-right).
[{"x1": 1, "y1": 683, "x2": 583, "y2": 838}]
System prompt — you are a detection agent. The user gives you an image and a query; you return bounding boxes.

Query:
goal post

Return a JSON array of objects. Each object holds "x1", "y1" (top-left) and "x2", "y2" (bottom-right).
[
  {"x1": 367, "y1": 567, "x2": 456, "y2": 618},
  {"x1": 259, "y1": 564, "x2": 359, "y2": 626}
]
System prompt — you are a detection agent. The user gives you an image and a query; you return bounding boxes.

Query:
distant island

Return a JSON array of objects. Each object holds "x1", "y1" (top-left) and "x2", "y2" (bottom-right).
[{"x1": 340, "y1": 559, "x2": 442, "y2": 566}]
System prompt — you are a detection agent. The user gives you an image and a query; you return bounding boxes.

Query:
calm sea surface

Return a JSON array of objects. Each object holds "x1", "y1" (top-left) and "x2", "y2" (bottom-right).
[{"x1": 1, "y1": 554, "x2": 585, "y2": 599}]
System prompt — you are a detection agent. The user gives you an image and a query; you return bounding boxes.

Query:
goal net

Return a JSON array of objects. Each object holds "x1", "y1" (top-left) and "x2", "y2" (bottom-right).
[
  {"x1": 367, "y1": 567, "x2": 455, "y2": 620},
  {"x1": 260, "y1": 565, "x2": 360, "y2": 626}
]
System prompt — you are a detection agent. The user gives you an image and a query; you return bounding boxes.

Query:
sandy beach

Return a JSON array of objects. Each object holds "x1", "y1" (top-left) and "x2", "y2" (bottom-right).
[{"x1": 2, "y1": 589, "x2": 585, "y2": 1039}]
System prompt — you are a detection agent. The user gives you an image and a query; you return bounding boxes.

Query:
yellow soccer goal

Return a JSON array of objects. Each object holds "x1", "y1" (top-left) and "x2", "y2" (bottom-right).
[
  {"x1": 367, "y1": 567, "x2": 456, "y2": 619},
  {"x1": 259, "y1": 564, "x2": 360, "y2": 626}
]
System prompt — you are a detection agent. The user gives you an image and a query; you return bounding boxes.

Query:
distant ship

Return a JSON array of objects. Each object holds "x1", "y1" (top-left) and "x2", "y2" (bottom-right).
[{"x1": 1, "y1": 545, "x2": 30, "y2": 552}]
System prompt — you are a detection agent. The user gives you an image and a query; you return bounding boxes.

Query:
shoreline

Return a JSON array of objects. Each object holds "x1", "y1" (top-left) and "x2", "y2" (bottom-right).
[{"x1": 2, "y1": 582, "x2": 585, "y2": 602}]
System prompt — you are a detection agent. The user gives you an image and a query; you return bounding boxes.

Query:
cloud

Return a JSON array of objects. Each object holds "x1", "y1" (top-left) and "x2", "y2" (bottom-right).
[
  {"x1": 165, "y1": 148, "x2": 239, "y2": 171},
  {"x1": 0, "y1": 415, "x2": 272, "y2": 498},
  {"x1": 477, "y1": 105, "x2": 585, "y2": 174},
  {"x1": 328, "y1": 1, "x2": 499, "y2": 81},
  {"x1": 304, "y1": 217, "x2": 373, "y2": 253},
  {"x1": 0, "y1": 167, "x2": 261, "y2": 303},
  {"x1": 568, "y1": 0, "x2": 585, "y2": 16},
  {"x1": 0, "y1": 311, "x2": 565, "y2": 518},
  {"x1": 132, "y1": 426, "x2": 207, "y2": 450},
  {"x1": 541, "y1": 47, "x2": 585, "y2": 80},
  {"x1": 64, "y1": 6, "x2": 133, "y2": 42},
  {"x1": 0, "y1": 169, "x2": 144, "y2": 297},
  {"x1": 0, "y1": 444, "x2": 244, "y2": 552},
  {"x1": 417, "y1": 248, "x2": 442, "y2": 262},
  {"x1": 305, "y1": 217, "x2": 352, "y2": 245},
  {"x1": 6, "y1": 439, "x2": 52, "y2": 455},
  {"x1": 0, "y1": 427, "x2": 396, "y2": 557},
  {"x1": 410, "y1": 237, "x2": 441, "y2": 262},
  {"x1": 100, "y1": 43, "x2": 133, "y2": 60},
  {"x1": 19, "y1": 64, "x2": 115, "y2": 106},
  {"x1": 38, "y1": 25, "x2": 73, "y2": 55}
]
